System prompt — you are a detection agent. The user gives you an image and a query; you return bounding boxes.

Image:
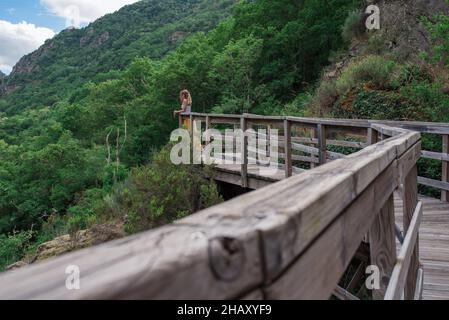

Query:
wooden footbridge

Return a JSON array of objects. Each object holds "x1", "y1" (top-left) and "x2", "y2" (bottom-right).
[{"x1": 1, "y1": 113, "x2": 449, "y2": 300}]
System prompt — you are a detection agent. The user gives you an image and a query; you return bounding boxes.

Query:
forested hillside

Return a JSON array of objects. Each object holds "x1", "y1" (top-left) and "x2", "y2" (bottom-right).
[
  {"x1": 0, "y1": 0, "x2": 234, "y2": 113},
  {"x1": 0, "y1": 0, "x2": 361, "y2": 270},
  {"x1": 2, "y1": 0, "x2": 448, "y2": 271}
]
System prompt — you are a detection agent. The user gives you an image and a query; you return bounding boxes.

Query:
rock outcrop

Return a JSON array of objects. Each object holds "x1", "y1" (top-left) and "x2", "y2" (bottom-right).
[{"x1": 6, "y1": 222, "x2": 125, "y2": 271}]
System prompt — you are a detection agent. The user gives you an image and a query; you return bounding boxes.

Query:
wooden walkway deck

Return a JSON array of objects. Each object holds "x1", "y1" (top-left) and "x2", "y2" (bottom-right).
[
  {"x1": 395, "y1": 196, "x2": 449, "y2": 300},
  {"x1": 213, "y1": 162, "x2": 449, "y2": 300}
]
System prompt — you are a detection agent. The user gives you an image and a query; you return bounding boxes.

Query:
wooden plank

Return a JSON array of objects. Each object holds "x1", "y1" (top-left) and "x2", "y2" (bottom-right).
[
  {"x1": 418, "y1": 176, "x2": 449, "y2": 192},
  {"x1": 442, "y1": 135, "x2": 449, "y2": 202},
  {"x1": 296, "y1": 137, "x2": 367, "y2": 149},
  {"x1": 385, "y1": 201, "x2": 423, "y2": 300},
  {"x1": 0, "y1": 223, "x2": 263, "y2": 300},
  {"x1": 241, "y1": 116, "x2": 248, "y2": 188},
  {"x1": 398, "y1": 141, "x2": 422, "y2": 182},
  {"x1": 264, "y1": 160, "x2": 399, "y2": 299},
  {"x1": 421, "y1": 150, "x2": 449, "y2": 162},
  {"x1": 370, "y1": 120, "x2": 449, "y2": 135},
  {"x1": 317, "y1": 124, "x2": 327, "y2": 165},
  {"x1": 310, "y1": 129, "x2": 317, "y2": 169},
  {"x1": 402, "y1": 165, "x2": 420, "y2": 300},
  {"x1": 284, "y1": 120, "x2": 292, "y2": 178},
  {"x1": 414, "y1": 268, "x2": 424, "y2": 300},
  {"x1": 205, "y1": 115, "x2": 211, "y2": 132},
  {"x1": 369, "y1": 194, "x2": 397, "y2": 300},
  {"x1": 291, "y1": 143, "x2": 346, "y2": 160},
  {"x1": 368, "y1": 127, "x2": 378, "y2": 145}
]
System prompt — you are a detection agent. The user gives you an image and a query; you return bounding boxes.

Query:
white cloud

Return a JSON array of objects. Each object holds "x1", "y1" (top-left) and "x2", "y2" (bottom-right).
[
  {"x1": 41, "y1": 0, "x2": 139, "y2": 27},
  {"x1": 0, "y1": 20, "x2": 55, "y2": 75}
]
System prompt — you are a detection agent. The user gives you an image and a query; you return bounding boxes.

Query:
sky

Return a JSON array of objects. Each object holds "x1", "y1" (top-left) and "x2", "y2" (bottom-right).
[{"x1": 0, "y1": 0, "x2": 139, "y2": 75}]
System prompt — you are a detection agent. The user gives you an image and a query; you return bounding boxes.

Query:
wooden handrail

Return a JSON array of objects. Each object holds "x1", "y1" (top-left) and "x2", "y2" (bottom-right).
[
  {"x1": 183, "y1": 113, "x2": 449, "y2": 200},
  {"x1": 0, "y1": 115, "x2": 424, "y2": 300}
]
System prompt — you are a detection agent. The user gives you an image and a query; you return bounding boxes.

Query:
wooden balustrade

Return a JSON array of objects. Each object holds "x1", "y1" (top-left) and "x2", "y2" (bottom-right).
[
  {"x1": 0, "y1": 112, "x2": 429, "y2": 300},
  {"x1": 182, "y1": 113, "x2": 449, "y2": 199}
]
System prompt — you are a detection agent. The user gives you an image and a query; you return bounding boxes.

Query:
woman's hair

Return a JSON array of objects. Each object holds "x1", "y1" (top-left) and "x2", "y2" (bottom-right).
[{"x1": 179, "y1": 89, "x2": 192, "y2": 106}]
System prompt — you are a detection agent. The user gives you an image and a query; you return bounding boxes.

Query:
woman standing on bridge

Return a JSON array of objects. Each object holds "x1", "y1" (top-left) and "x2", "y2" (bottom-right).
[{"x1": 174, "y1": 89, "x2": 193, "y2": 129}]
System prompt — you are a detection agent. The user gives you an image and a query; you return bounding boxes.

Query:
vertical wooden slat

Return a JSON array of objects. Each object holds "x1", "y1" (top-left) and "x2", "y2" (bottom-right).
[
  {"x1": 368, "y1": 127, "x2": 378, "y2": 145},
  {"x1": 241, "y1": 116, "x2": 248, "y2": 188},
  {"x1": 284, "y1": 120, "x2": 292, "y2": 178},
  {"x1": 179, "y1": 114, "x2": 183, "y2": 128},
  {"x1": 310, "y1": 128, "x2": 317, "y2": 169},
  {"x1": 402, "y1": 165, "x2": 419, "y2": 300},
  {"x1": 267, "y1": 125, "x2": 271, "y2": 161},
  {"x1": 442, "y1": 135, "x2": 449, "y2": 202},
  {"x1": 189, "y1": 114, "x2": 194, "y2": 137},
  {"x1": 205, "y1": 115, "x2": 211, "y2": 132},
  {"x1": 369, "y1": 194, "x2": 397, "y2": 300},
  {"x1": 317, "y1": 124, "x2": 327, "y2": 165}
]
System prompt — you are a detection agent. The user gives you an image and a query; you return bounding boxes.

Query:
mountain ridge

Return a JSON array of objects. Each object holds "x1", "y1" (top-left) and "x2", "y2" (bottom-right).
[{"x1": 0, "y1": 0, "x2": 235, "y2": 113}]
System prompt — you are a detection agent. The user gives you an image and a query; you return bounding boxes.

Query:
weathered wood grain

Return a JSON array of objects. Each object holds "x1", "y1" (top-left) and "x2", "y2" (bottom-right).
[
  {"x1": 369, "y1": 194, "x2": 397, "y2": 300},
  {"x1": 402, "y1": 165, "x2": 420, "y2": 300},
  {"x1": 284, "y1": 120, "x2": 292, "y2": 178},
  {"x1": 317, "y1": 124, "x2": 327, "y2": 165},
  {"x1": 385, "y1": 201, "x2": 423, "y2": 300},
  {"x1": 442, "y1": 135, "x2": 449, "y2": 202}
]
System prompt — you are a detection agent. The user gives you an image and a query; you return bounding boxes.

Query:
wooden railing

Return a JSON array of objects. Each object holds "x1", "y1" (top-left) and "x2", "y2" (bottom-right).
[
  {"x1": 0, "y1": 113, "x2": 432, "y2": 300},
  {"x1": 182, "y1": 113, "x2": 449, "y2": 201}
]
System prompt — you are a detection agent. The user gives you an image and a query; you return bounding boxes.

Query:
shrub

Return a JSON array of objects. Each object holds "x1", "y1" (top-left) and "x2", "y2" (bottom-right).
[
  {"x1": 336, "y1": 55, "x2": 400, "y2": 94},
  {"x1": 309, "y1": 81, "x2": 338, "y2": 116},
  {"x1": 100, "y1": 144, "x2": 223, "y2": 234},
  {"x1": 0, "y1": 231, "x2": 33, "y2": 271}
]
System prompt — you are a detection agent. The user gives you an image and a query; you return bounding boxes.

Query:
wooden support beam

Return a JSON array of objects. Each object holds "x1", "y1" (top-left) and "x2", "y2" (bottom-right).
[
  {"x1": 369, "y1": 194, "x2": 397, "y2": 300},
  {"x1": 442, "y1": 135, "x2": 449, "y2": 202},
  {"x1": 402, "y1": 165, "x2": 420, "y2": 300},
  {"x1": 368, "y1": 127, "x2": 378, "y2": 145},
  {"x1": 317, "y1": 124, "x2": 327, "y2": 165},
  {"x1": 284, "y1": 120, "x2": 292, "y2": 178},
  {"x1": 205, "y1": 115, "x2": 211, "y2": 132},
  {"x1": 241, "y1": 116, "x2": 248, "y2": 188},
  {"x1": 384, "y1": 201, "x2": 423, "y2": 300},
  {"x1": 310, "y1": 129, "x2": 317, "y2": 168},
  {"x1": 414, "y1": 267, "x2": 424, "y2": 300}
]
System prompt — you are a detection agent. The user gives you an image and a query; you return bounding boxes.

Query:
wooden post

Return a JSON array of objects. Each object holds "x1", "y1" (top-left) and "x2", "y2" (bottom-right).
[
  {"x1": 317, "y1": 124, "x2": 327, "y2": 165},
  {"x1": 442, "y1": 135, "x2": 449, "y2": 202},
  {"x1": 368, "y1": 127, "x2": 378, "y2": 145},
  {"x1": 205, "y1": 115, "x2": 211, "y2": 132},
  {"x1": 311, "y1": 128, "x2": 317, "y2": 169},
  {"x1": 267, "y1": 125, "x2": 271, "y2": 160},
  {"x1": 369, "y1": 194, "x2": 397, "y2": 299},
  {"x1": 179, "y1": 114, "x2": 183, "y2": 128},
  {"x1": 284, "y1": 119, "x2": 292, "y2": 178},
  {"x1": 241, "y1": 116, "x2": 248, "y2": 188},
  {"x1": 402, "y1": 165, "x2": 419, "y2": 300}
]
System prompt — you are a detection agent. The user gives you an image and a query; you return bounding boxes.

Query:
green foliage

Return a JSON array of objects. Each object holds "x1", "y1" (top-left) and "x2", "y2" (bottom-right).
[
  {"x1": 0, "y1": 0, "x2": 361, "y2": 266},
  {"x1": 336, "y1": 55, "x2": 401, "y2": 93},
  {"x1": 342, "y1": 10, "x2": 366, "y2": 42},
  {"x1": 0, "y1": 231, "x2": 33, "y2": 271},
  {"x1": 100, "y1": 145, "x2": 223, "y2": 234},
  {"x1": 210, "y1": 35, "x2": 263, "y2": 113},
  {"x1": 422, "y1": 13, "x2": 449, "y2": 66}
]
